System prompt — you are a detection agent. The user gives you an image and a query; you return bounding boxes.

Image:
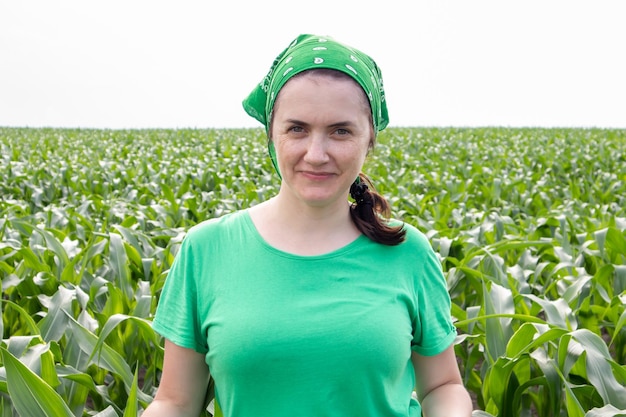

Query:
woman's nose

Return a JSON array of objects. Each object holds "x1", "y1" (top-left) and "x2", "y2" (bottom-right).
[{"x1": 303, "y1": 134, "x2": 329, "y2": 165}]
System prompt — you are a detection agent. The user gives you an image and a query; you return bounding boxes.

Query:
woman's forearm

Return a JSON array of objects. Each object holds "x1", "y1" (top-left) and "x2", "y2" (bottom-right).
[
  {"x1": 141, "y1": 398, "x2": 205, "y2": 417},
  {"x1": 420, "y1": 382, "x2": 473, "y2": 417}
]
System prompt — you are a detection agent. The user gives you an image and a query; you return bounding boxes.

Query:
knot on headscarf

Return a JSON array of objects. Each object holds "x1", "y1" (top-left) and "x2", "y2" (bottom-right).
[{"x1": 242, "y1": 34, "x2": 389, "y2": 134}]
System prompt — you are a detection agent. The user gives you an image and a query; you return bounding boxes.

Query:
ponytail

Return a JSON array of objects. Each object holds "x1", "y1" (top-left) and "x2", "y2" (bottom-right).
[{"x1": 349, "y1": 173, "x2": 406, "y2": 245}]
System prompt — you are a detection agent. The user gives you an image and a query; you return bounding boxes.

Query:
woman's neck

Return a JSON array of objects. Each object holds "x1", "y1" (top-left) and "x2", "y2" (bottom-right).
[{"x1": 248, "y1": 195, "x2": 360, "y2": 256}]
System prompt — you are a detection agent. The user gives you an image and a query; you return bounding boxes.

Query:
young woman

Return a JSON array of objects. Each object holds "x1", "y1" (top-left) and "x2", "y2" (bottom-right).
[{"x1": 142, "y1": 34, "x2": 473, "y2": 417}]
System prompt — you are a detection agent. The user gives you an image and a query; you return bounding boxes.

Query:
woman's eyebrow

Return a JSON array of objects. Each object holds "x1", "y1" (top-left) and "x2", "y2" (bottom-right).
[
  {"x1": 328, "y1": 121, "x2": 355, "y2": 128},
  {"x1": 284, "y1": 119, "x2": 355, "y2": 127}
]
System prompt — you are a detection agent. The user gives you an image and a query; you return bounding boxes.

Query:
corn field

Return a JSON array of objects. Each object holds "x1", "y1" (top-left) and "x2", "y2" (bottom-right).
[{"x1": 1, "y1": 127, "x2": 625, "y2": 416}]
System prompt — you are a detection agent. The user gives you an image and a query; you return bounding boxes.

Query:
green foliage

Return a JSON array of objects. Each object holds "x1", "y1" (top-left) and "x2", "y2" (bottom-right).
[{"x1": 1, "y1": 127, "x2": 625, "y2": 416}]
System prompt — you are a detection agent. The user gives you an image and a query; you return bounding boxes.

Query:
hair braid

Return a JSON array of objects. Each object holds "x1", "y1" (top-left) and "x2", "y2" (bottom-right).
[{"x1": 349, "y1": 173, "x2": 406, "y2": 245}]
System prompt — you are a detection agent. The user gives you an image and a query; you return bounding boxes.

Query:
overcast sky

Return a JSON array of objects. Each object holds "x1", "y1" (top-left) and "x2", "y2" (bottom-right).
[{"x1": 1, "y1": 1, "x2": 625, "y2": 130}]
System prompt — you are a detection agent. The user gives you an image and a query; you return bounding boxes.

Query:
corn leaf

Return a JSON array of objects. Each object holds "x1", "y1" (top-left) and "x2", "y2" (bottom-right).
[
  {"x1": 123, "y1": 367, "x2": 139, "y2": 417},
  {"x1": 108, "y1": 232, "x2": 134, "y2": 300},
  {"x1": 93, "y1": 406, "x2": 120, "y2": 417},
  {"x1": 0, "y1": 346, "x2": 74, "y2": 417},
  {"x1": 66, "y1": 315, "x2": 153, "y2": 403},
  {"x1": 38, "y1": 286, "x2": 74, "y2": 342},
  {"x1": 571, "y1": 329, "x2": 626, "y2": 408},
  {"x1": 66, "y1": 316, "x2": 134, "y2": 386},
  {"x1": 2, "y1": 300, "x2": 40, "y2": 336},
  {"x1": 585, "y1": 404, "x2": 626, "y2": 417}
]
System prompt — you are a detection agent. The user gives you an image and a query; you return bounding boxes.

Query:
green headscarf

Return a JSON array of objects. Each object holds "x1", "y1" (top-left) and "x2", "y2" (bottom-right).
[{"x1": 242, "y1": 34, "x2": 390, "y2": 176}]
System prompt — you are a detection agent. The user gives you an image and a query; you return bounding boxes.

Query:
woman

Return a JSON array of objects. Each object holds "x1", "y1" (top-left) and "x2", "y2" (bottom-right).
[{"x1": 143, "y1": 34, "x2": 472, "y2": 417}]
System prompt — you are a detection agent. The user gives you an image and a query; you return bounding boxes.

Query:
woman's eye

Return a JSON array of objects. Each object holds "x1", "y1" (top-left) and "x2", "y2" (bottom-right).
[
  {"x1": 288, "y1": 126, "x2": 304, "y2": 133},
  {"x1": 335, "y1": 128, "x2": 350, "y2": 136}
]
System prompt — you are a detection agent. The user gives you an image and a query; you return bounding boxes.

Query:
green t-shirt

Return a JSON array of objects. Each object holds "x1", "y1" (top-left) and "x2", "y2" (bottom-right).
[{"x1": 152, "y1": 210, "x2": 456, "y2": 417}]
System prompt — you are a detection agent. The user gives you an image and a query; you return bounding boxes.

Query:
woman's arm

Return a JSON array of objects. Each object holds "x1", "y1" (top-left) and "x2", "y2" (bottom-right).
[
  {"x1": 411, "y1": 345, "x2": 473, "y2": 417},
  {"x1": 142, "y1": 339, "x2": 211, "y2": 417}
]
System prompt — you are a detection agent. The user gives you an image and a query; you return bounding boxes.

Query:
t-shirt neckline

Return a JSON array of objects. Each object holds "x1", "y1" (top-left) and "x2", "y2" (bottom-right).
[{"x1": 240, "y1": 209, "x2": 369, "y2": 260}]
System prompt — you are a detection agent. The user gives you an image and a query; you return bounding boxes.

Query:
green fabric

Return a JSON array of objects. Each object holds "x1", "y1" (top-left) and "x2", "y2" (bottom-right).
[
  {"x1": 152, "y1": 210, "x2": 457, "y2": 417},
  {"x1": 242, "y1": 34, "x2": 390, "y2": 176},
  {"x1": 243, "y1": 34, "x2": 389, "y2": 133}
]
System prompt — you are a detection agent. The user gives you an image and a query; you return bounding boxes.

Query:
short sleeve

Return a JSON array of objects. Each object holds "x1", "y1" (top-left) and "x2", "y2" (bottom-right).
[
  {"x1": 410, "y1": 232, "x2": 457, "y2": 356},
  {"x1": 152, "y1": 233, "x2": 209, "y2": 353}
]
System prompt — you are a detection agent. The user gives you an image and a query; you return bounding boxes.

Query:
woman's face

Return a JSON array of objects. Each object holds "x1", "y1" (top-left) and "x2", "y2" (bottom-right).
[{"x1": 270, "y1": 71, "x2": 374, "y2": 209}]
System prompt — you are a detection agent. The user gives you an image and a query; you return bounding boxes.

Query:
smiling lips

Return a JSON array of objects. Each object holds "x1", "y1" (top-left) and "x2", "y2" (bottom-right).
[{"x1": 300, "y1": 170, "x2": 335, "y2": 180}]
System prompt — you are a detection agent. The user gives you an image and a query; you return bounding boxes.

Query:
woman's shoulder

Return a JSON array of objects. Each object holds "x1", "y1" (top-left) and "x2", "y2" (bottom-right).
[
  {"x1": 184, "y1": 210, "x2": 250, "y2": 242},
  {"x1": 386, "y1": 219, "x2": 432, "y2": 249},
  {"x1": 371, "y1": 220, "x2": 438, "y2": 264}
]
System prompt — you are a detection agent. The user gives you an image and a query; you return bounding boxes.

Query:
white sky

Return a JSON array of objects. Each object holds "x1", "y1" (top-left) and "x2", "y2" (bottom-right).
[{"x1": 1, "y1": 1, "x2": 625, "y2": 130}]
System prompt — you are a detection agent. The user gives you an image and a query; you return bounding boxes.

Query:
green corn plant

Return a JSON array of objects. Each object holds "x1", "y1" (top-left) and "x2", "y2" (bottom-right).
[{"x1": 1, "y1": 126, "x2": 625, "y2": 416}]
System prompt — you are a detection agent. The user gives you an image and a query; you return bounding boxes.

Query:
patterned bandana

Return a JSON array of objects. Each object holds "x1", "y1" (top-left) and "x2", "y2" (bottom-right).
[
  {"x1": 242, "y1": 34, "x2": 389, "y2": 176},
  {"x1": 243, "y1": 34, "x2": 389, "y2": 133}
]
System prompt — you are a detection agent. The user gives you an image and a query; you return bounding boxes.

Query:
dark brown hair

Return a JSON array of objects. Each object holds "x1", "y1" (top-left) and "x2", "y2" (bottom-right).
[{"x1": 349, "y1": 173, "x2": 406, "y2": 245}]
